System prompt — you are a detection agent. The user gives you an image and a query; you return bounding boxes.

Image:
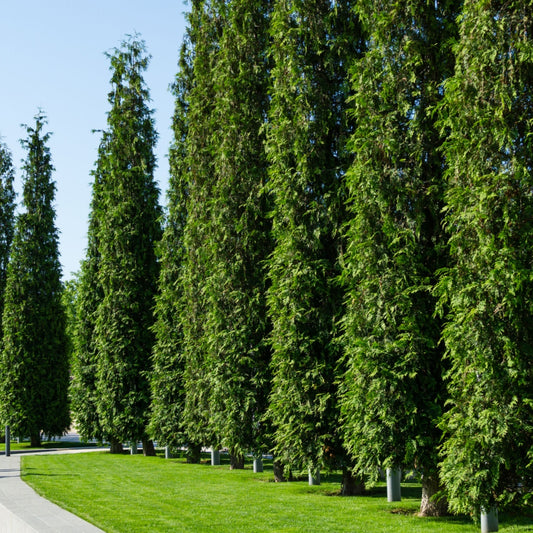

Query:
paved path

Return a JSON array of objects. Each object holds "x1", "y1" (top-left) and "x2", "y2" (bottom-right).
[{"x1": 0, "y1": 435, "x2": 106, "y2": 532}]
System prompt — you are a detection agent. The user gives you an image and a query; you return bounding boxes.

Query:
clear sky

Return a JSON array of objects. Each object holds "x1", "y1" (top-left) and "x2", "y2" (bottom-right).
[{"x1": 0, "y1": 1, "x2": 188, "y2": 280}]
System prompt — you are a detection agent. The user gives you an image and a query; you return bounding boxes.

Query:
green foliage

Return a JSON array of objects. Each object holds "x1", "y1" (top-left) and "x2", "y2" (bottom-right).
[
  {"x1": 61, "y1": 277, "x2": 79, "y2": 366},
  {"x1": 70, "y1": 145, "x2": 106, "y2": 442},
  {"x1": 0, "y1": 113, "x2": 70, "y2": 442},
  {"x1": 149, "y1": 34, "x2": 193, "y2": 448},
  {"x1": 178, "y1": 0, "x2": 225, "y2": 448},
  {"x1": 203, "y1": 0, "x2": 273, "y2": 460},
  {"x1": 91, "y1": 36, "x2": 162, "y2": 444},
  {"x1": 340, "y1": 0, "x2": 459, "y2": 482},
  {"x1": 265, "y1": 0, "x2": 357, "y2": 473},
  {"x1": 436, "y1": 0, "x2": 533, "y2": 515},
  {"x1": 0, "y1": 142, "x2": 16, "y2": 326}
]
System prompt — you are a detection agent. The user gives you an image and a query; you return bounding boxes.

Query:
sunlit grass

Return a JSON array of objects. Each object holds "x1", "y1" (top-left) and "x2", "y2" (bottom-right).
[{"x1": 21, "y1": 452, "x2": 532, "y2": 533}]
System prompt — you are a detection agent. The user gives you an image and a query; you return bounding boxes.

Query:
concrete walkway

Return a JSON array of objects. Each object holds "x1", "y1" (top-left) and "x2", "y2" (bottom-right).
[{"x1": 0, "y1": 438, "x2": 105, "y2": 532}]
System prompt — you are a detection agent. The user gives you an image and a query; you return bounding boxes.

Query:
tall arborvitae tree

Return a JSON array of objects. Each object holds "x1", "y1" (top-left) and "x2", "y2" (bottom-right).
[
  {"x1": 436, "y1": 0, "x2": 533, "y2": 517},
  {"x1": 265, "y1": 0, "x2": 357, "y2": 480},
  {"x1": 70, "y1": 137, "x2": 107, "y2": 443},
  {"x1": 0, "y1": 142, "x2": 16, "y2": 323},
  {"x1": 0, "y1": 114, "x2": 69, "y2": 446},
  {"x1": 149, "y1": 33, "x2": 194, "y2": 456},
  {"x1": 179, "y1": 0, "x2": 224, "y2": 451},
  {"x1": 204, "y1": 0, "x2": 272, "y2": 469},
  {"x1": 93, "y1": 37, "x2": 162, "y2": 454},
  {"x1": 339, "y1": 0, "x2": 459, "y2": 515},
  {"x1": 61, "y1": 277, "x2": 78, "y2": 365}
]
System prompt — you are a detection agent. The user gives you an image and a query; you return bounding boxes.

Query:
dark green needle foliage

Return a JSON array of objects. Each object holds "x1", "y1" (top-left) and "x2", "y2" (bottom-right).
[
  {"x1": 265, "y1": 0, "x2": 356, "y2": 476},
  {"x1": 93, "y1": 37, "x2": 162, "y2": 452},
  {"x1": 204, "y1": 0, "x2": 273, "y2": 468},
  {"x1": 436, "y1": 0, "x2": 533, "y2": 516},
  {"x1": 149, "y1": 33, "x2": 194, "y2": 453},
  {"x1": 0, "y1": 142, "x2": 16, "y2": 325},
  {"x1": 0, "y1": 113, "x2": 70, "y2": 446},
  {"x1": 340, "y1": 0, "x2": 459, "y2": 515},
  {"x1": 70, "y1": 138, "x2": 107, "y2": 443},
  {"x1": 179, "y1": 0, "x2": 225, "y2": 450},
  {"x1": 61, "y1": 277, "x2": 79, "y2": 366}
]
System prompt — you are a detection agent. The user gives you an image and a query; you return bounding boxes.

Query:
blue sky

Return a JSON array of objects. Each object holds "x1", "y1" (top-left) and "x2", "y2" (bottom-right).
[{"x1": 0, "y1": 1, "x2": 188, "y2": 279}]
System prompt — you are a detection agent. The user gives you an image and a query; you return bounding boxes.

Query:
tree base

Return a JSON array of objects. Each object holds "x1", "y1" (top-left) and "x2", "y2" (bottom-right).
[
  {"x1": 30, "y1": 433, "x2": 41, "y2": 447},
  {"x1": 142, "y1": 439, "x2": 156, "y2": 456},
  {"x1": 186, "y1": 443, "x2": 201, "y2": 464},
  {"x1": 230, "y1": 452, "x2": 245, "y2": 470},
  {"x1": 110, "y1": 440, "x2": 124, "y2": 454},
  {"x1": 341, "y1": 468, "x2": 365, "y2": 496},
  {"x1": 419, "y1": 474, "x2": 448, "y2": 517},
  {"x1": 273, "y1": 460, "x2": 286, "y2": 482}
]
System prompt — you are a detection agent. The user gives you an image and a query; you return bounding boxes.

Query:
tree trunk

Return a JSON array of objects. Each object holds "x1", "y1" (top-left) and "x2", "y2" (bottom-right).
[
  {"x1": 273, "y1": 459, "x2": 286, "y2": 482},
  {"x1": 110, "y1": 439, "x2": 123, "y2": 454},
  {"x1": 142, "y1": 439, "x2": 156, "y2": 456},
  {"x1": 341, "y1": 468, "x2": 365, "y2": 496},
  {"x1": 30, "y1": 432, "x2": 41, "y2": 447},
  {"x1": 419, "y1": 473, "x2": 448, "y2": 517},
  {"x1": 186, "y1": 443, "x2": 201, "y2": 464},
  {"x1": 230, "y1": 452, "x2": 245, "y2": 470}
]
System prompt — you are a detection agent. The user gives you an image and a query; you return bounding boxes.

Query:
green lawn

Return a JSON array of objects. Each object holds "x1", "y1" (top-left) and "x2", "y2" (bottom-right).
[{"x1": 21, "y1": 452, "x2": 532, "y2": 533}]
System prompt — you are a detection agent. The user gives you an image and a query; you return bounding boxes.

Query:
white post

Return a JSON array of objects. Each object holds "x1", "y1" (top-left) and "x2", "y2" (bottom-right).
[
  {"x1": 165, "y1": 446, "x2": 170, "y2": 459},
  {"x1": 308, "y1": 467, "x2": 321, "y2": 486},
  {"x1": 481, "y1": 507, "x2": 498, "y2": 533},
  {"x1": 253, "y1": 457, "x2": 263, "y2": 473},
  {"x1": 386, "y1": 468, "x2": 401, "y2": 502},
  {"x1": 211, "y1": 449, "x2": 220, "y2": 465}
]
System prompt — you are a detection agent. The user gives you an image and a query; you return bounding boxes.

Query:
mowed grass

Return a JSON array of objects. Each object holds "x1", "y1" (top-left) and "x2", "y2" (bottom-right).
[{"x1": 21, "y1": 452, "x2": 532, "y2": 533}]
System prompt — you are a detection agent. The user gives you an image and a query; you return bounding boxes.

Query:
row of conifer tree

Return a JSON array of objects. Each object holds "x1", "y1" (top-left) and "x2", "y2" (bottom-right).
[{"x1": 0, "y1": 0, "x2": 531, "y2": 523}]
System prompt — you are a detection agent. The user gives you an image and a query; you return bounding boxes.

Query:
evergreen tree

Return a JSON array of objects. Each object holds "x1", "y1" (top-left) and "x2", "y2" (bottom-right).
[
  {"x1": 61, "y1": 277, "x2": 78, "y2": 366},
  {"x1": 93, "y1": 37, "x2": 162, "y2": 454},
  {"x1": 265, "y1": 0, "x2": 356, "y2": 479},
  {"x1": 179, "y1": 0, "x2": 224, "y2": 451},
  {"x1": 70, "y1": 138, "x2": 107, "y2": 442},
  {"x1": 0, "y1": 142, "x2": 16, "y2": 323},
  {"x1": 0, "y1": 113, "x2": 69, "y2": 446},
  {"x1": 339, "y1": 0, "x2": 458, "y2": 515},
  {"x1": 204, "y1": 0, "x2": 273, "y2": 469},
  {"x1": 150, "y1": 34, "x2": 194, "y2": 456},
  {"x1": 436, "y1": 0, "x2": 533, "y2": 516}
]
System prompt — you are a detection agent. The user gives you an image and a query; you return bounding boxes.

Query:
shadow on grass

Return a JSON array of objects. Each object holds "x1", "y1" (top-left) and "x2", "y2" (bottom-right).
[
  {"x1": 10, "y1": 445, "x2": 100, "y2": 455},
  {"x1": 498, "y1": 512, "x2": 533, "y2": 530},
  {"x1": 362, "y1": 484, "x2": 422, "y2": 499},
  {"x1": 21, "y1": 466, "x2": 78, "y2": 479},
  {"x1": 41, "y1": 441, "x2": 98, "y2": 449},
  {"x1": 22, "y1": 472, "x2": 73, "y2": 478}
]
